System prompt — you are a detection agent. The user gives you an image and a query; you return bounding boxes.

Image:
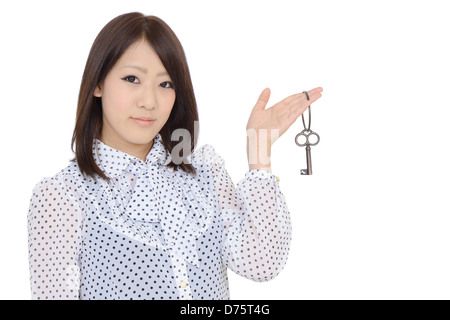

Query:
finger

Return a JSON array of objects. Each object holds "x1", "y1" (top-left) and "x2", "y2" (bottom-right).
[
  {"x1": 282, "y1": 88, "x2": 323, "y2": 125},
  {"x1": 285, "y1": 91, "x2": 322, "y2": 114},
  {"x1": 305, "y1": 87, "x2": 323, "y2": 99},
  {"x1": 283, "y1": 87, "x2": 323, "y2": 105},
  {"x1": 287, "y1": 91, "x2": 322, "y2": 117},
  {"x1": 282, "y1": 92, "x2": 305, "y2": 105},
  {"x1": 305, "y1": 91, "x2": 323, "y2": 104},
  {"x1": 253, "y1": 87, "x2": 271, "y2": 111}
]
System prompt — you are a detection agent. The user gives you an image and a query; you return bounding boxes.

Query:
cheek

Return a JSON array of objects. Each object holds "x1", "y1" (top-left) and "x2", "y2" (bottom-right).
[
  {"x1": 160, "y1": 91, "x2": 176, "y2": 118},
  {"x1": 102, "y1": 85, "x2": 132, "y2": 121}
]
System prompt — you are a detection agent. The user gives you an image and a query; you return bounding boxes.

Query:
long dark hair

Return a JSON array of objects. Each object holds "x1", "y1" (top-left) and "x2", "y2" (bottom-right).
[{"x1": 71, "y1": 12, "x2": 198, "y2": 181}]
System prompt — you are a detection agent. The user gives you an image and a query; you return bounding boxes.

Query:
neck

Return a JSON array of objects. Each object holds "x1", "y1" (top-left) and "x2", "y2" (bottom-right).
[{"x1": 99, "y1": 134, "x2": 154, "y2": 162}]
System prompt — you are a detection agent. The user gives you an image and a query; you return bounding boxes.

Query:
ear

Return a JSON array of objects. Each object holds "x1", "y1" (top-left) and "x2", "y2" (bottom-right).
[{"x1": 93, "y1": 84, "x2": 102, "y2": 97}]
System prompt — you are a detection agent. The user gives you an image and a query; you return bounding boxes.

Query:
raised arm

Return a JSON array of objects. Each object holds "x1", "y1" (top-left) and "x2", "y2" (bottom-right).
[{"x1": 202, "y1": 145, "x2": 292, "y2": 281}]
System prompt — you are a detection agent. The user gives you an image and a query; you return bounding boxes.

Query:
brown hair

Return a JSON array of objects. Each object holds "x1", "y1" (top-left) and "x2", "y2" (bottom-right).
[{"x1": 71, "y1": 12, "x2": 198, "y2": 182}]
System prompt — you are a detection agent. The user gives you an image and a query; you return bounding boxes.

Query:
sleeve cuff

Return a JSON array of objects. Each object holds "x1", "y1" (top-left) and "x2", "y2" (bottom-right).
[{"x1": 245, "y1": 169, "x2": 281, "y2": 183}]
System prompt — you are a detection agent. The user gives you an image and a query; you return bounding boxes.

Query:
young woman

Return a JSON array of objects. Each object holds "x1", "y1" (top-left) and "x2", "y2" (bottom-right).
[{"x1": 27, "y1": 12, "x2": 323, "y2": 300}]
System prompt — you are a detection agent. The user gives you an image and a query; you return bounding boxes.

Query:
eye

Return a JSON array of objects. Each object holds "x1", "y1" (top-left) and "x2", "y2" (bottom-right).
[
  {"x1": 122, "y1": 75, "x2": 139, "y2": 84},
  {"x1": 160, "y1": 81, "x2": 176, "y2": 89}
]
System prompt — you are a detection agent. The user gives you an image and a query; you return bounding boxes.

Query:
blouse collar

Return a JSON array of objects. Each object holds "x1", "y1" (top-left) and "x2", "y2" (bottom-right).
[{"x1": 93, "y1": 133, "x2": 172, "y2": 178}]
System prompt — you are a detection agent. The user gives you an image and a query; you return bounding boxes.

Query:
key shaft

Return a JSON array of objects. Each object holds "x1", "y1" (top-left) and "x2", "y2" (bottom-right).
[{"x1": 300, "y1": 145, "x2": 312, "y2": 175}]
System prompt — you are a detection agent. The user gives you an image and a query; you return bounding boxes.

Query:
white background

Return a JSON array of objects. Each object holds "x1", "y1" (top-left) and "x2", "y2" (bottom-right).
[{"x1": 1, "y1": 0, "x2": 449, "y2": 300}]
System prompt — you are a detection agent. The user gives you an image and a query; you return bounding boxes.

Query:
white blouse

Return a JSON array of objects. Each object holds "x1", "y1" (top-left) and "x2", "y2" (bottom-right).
[{"x1": 27, "y1": 133, "x2": 292, "y2": 300}]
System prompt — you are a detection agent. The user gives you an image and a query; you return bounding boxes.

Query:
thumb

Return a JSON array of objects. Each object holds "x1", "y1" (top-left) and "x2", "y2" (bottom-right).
[{"x1": 253, "y1": 87, "x2": 271, "y2": 111}]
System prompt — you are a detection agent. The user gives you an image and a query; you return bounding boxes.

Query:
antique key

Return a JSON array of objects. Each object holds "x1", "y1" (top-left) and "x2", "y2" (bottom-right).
[{"x1": 295, "y1": 91, "x2": 320, "y2": 175}]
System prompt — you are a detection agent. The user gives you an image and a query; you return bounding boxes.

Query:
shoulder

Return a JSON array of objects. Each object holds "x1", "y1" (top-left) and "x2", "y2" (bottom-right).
[
  {"x1": 28, "y1": 162, "x2": 87, "y2": 224},
  {"x1": 190, "y1": 144, "x2": 225, "y2": 168},
  {"x1": 30, "y1": 160, "x2": 93, "y2": 202},
  {"x1": 183, "y1": 144, "x2": 227, "y2": 183}
]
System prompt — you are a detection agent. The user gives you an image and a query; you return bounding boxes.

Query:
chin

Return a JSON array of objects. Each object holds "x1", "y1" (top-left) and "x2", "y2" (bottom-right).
[{"x1": 124, "y1": 133, "x2": 157, "y2": 145}]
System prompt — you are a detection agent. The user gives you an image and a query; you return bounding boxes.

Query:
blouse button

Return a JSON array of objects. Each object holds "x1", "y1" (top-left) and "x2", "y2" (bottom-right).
[{"x1": 179, "y1": 281, "x2": 188, "y2": 288}]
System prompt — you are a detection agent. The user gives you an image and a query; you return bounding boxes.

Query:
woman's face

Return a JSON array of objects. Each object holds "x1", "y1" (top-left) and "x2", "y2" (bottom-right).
[{"x1": 94, "y1": 38, "x2": 176, "y2": 158}]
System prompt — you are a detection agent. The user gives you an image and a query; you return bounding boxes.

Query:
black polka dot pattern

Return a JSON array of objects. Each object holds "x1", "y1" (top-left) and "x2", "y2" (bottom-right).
[{"x1": 27, "y1": 133, "x2": 292, "y2": 300}]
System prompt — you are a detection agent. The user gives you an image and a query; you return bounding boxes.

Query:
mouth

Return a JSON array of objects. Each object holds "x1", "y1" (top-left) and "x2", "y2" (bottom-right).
[{"x1": 131, "y1": 117, "x2": 155, "y2": 127}]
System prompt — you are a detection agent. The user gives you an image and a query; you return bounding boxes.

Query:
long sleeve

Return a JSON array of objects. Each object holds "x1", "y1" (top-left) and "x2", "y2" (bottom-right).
[
  {"x1": 27, "y1": 174, "x2": 83, "y2": 300},
  {"x1": 205, "y1": 146, "x2": 292, "y2": 282}
]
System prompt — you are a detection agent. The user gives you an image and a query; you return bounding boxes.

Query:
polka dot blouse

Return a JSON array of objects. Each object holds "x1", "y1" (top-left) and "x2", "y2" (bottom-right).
[{"x1": 27, "y1": 133, "x2": 292, "y2": 300}]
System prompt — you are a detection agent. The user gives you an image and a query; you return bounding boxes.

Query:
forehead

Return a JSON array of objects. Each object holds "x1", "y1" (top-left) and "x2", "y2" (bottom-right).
[{"x1": 115, "y1": 39, "x2": 165, "y2": 72}]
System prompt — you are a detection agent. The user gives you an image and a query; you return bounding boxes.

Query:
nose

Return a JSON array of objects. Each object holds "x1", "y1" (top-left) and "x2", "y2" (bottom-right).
[{"x1": 139, "y1": 85, "x2": 157, "y2": 110}]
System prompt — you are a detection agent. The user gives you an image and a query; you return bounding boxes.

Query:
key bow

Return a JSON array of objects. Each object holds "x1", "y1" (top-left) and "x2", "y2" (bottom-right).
[{"x1": 295, "y1": 129, "x2": 320, "y2": 147}]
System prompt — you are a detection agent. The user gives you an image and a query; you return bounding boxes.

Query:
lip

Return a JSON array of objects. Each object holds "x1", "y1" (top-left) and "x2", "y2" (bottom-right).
[{"x1": 131, "y1": 117, "x2": 155, "y2": 127}]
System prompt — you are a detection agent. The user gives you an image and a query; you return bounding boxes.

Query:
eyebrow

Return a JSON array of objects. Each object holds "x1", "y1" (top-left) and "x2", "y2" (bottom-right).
[{"x1": 121, "y1": 65, "x2": 169, "y2": 76}]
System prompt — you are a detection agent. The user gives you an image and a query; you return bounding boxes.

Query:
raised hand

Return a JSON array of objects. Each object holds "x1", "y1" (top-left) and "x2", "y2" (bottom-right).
[
  {"x1": 246, "y1": 87, "x2": 323, "y2": 171},
  {"x1": 246, "y1": 87, "x2": 323, "y2": 147}
]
